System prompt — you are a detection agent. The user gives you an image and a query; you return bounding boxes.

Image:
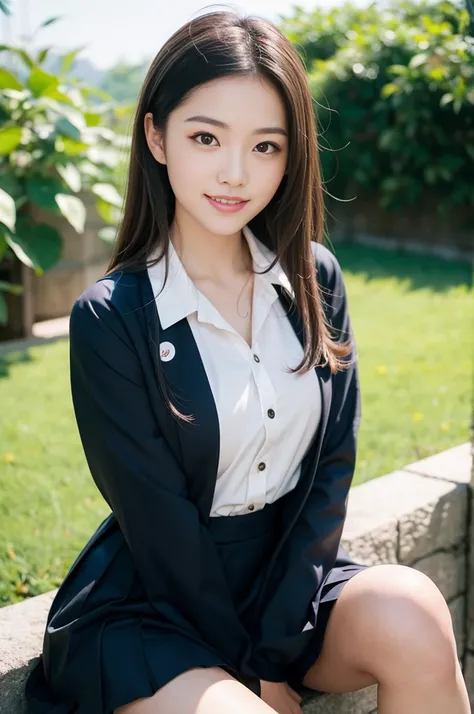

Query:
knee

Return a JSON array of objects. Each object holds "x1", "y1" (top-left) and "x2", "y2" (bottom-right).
[{"x1": 343, "y1": 565, "x2": 458, "y2": 684}]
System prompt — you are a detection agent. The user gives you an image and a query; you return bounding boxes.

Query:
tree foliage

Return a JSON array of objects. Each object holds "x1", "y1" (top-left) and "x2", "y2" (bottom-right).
[
  {"x1": 280, "y1": 0, "x2": 474, "y2": 216},
  {"x1": 0, "y1": 17, "x2": 127, "y2": 325}
]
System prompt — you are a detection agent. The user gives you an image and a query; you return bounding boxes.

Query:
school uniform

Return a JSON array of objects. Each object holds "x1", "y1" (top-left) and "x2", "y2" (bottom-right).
[{"x1": 25, "y1": 225, "x2": 367, "y2": 714}]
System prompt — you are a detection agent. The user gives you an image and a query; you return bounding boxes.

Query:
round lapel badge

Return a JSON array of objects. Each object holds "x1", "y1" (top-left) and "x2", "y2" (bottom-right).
[{"x1": 159, "y1": 341, "x2": 176, "y2": 362}]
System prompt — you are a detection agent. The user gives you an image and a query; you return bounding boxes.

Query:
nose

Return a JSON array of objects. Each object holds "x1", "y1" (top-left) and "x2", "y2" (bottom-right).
[{"x1": 217, "y1": 148, "x2": 248, "y2": 187}]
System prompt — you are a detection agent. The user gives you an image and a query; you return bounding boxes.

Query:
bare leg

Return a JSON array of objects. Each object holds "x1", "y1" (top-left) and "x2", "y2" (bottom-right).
[
  {"x1": 302, "y1": 564, "x2": 470, "y2": 714},
  {"x1": 114, "y1": 666, "x2": 279, "y2": 714}
]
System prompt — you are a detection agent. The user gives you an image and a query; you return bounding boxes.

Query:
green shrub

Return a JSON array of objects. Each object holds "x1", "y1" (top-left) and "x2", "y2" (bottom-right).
[
  {"x1": 280, "y1": 0, "x2": 474, "y2": 217},
  {"x1": 0, "y1": 17, "x2": 128, "y2": 325}
]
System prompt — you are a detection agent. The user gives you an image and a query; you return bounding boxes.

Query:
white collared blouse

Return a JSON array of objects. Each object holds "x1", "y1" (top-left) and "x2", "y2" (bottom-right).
[{"x1": 147, "y1": 225, "x2": 321, "y2": 517}]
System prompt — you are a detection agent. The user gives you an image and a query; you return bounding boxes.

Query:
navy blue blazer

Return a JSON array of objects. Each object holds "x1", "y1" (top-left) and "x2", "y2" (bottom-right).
[{"x1": 67, "y1": 240, "x2": 360, "y2": 693}]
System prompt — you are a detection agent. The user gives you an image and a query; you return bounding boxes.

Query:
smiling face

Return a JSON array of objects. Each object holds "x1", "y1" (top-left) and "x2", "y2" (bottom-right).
[{"x1": 144, "y1": 74, "x2": 289, "y2": 238}]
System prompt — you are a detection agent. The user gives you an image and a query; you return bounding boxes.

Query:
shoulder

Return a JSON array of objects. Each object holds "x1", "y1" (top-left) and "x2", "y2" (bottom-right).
[
  {"x1": 310, "y1": 241, "x2": 344, "y2": 292},
  {"x1": 311, "y1": 242, "x2": 346, "y2": 302},
  {"x1": 69, "y1": 268, "x2": 146, "y2": 346}
]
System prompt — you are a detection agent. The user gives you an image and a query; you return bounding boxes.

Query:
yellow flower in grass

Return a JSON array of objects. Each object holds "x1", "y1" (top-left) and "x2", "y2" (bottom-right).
[
  {"x1": 3, "y1": 452, "x2": 15, "y2": 463},
  {"x1": 412, "y1": 412, "x2": 424, "y2": 422},
  {"x1": 439, "y1": 423, "x2": 450, "y2": 432},
  {"x1": 375, "y1": 365, "x2": 387, "y2": 376}
]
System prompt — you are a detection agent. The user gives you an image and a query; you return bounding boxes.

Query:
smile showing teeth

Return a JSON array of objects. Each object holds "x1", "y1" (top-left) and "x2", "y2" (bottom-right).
[{"x1": 209, "y1": 197, "x2": 243, "y2": 204}]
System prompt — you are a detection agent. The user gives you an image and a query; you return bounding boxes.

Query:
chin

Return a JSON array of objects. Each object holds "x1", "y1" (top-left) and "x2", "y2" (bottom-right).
[{"x1": 196, "y1": 216, "x2": 249, "y2": 237}]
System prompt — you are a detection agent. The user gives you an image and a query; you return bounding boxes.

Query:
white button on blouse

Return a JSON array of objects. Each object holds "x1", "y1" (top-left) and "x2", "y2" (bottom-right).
[{"x1": 147, "y1": 225, "x2": 321, "y2": 517}]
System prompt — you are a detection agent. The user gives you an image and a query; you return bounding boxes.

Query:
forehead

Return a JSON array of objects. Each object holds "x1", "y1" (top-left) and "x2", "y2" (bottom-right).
[{"x1": 175, "y1": 75, "x2": 287, "y2": 128}]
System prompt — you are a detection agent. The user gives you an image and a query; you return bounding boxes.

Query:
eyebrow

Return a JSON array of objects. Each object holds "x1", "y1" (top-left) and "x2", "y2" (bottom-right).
[{"x1": 184, "y1": 115, "x2": 288, "y2": 137}]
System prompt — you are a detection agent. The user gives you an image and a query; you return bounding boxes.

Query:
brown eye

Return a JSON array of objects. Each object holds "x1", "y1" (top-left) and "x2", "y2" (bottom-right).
[
  {"x1": 192, "y1": 132, "x2": 217, "y2": 146},
  {"x1": 255, "y1": 142, "x2": 280, "y2": 154}
]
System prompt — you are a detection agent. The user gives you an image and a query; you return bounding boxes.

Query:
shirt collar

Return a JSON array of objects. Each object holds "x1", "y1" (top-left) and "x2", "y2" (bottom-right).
[
  {"x1": 147, "y1": 224, "x2": 294, "y2": 331},
  {"x1": 241, "y1": 225, "x2": 293, "y2": 297}
]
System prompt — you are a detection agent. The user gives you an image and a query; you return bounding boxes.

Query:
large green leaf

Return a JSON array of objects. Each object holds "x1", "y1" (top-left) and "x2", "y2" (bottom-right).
[
  {"x1": 0, "y1": 126, "x2": 22, "y2": 155},
  {"x1": 0, "y1": 103, "x2": 10, "y2": 123},
  {"x1": 409, "y1": 53, "x2": 429, "y2": 69},
  {"x1": 6, "y1": 220, "x2": 62, "y2": 272},
  {"x1": 0, "y1": 68, "x2": 23, "y2": 91},
  {"x1": 56, "y1": 163, "x2": 81, "y2": 193},
  {"x1": 87, "y1": 145, "x2": 120, "y2": 168},
  {"x1": 0, "y1": 188, "x2": 16, "y2": 231},
  {"x1": 0, "y1": 1, "x2": 11, "y2": 16},
  {"x1": 53, "y1": 103, "x2": 86, "y2": 130},
  {"x1": 5, "y1": 232, "x2": 33, "y2": 268},
  {"x1": 95, "y1": 197, "x2": 120, "y2": 225},
  {"x1": 40, "y1": 16, "x2": 61, "y2": 29},
  {"x1": 55, "y1": 117, "x2": 82, "y2": 142},
  {"x1": 42, "y1": 86, "x2": 74, "y2": 104},
  {"x1": 0, "y1": 173, "x2": 22, "y2": 201},
  {"x1": 114, "y1": 104, "x2": 136, "y2": 118},
  {"x1": 78, "y1": 161, "x2": 101, "y2": 179},
  {"x1": 56, "y1": 136, "x2": 89, "y2": 156},
  {"x1": 27, "y1": 67, "x2": 58, "y2": 97},
  {"x1": 80, "y1": 85, "x2": 113, "y2": 102},
  {"x1": 61, "y1": 48, "x2": 85, "y2": 76},
  {"x1": 2, "y1": 88, "x2": 28, "y2": 103},
  {"x1": 84, "y1": 112, "x2": 102, "y2": 127},
  {"x1": 40, "y1": 98, "x2": 80, "y2": 128},
  {"x1": 37, "y1": 48, "x2": 50, "y2": 65},
  {"x1": 55, "y1": 194, "x2": 86, "y2": 233},
  {"x1": 98, "y1": 226, "x2": 117, "y2": 243},
  {"x1": 92, "y1": 183, "x2": 122, "y2": 208},
  {"x1": 26, "y1": 176, "x2": 65, "y2": 214},
  {"x1": 0, "y1": 45, "x2": 34, "y2": 69},
  {"x1": 0, "y1": 228, "x2": 8, "y2": 260}
]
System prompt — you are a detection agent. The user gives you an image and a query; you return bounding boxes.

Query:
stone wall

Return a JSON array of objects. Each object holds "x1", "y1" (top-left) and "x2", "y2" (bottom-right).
[
  {"x1": 326, "y1": 190, "x2": 473, "y2": 259},
  {"x1": 0, "y1": 442, "x2": 472, "y2": 714}
]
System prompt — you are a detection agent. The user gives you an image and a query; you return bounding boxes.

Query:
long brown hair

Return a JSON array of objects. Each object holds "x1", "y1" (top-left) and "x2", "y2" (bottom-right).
[{"x1": 106, "y1": 9, "x2": 351, "y2": 382}]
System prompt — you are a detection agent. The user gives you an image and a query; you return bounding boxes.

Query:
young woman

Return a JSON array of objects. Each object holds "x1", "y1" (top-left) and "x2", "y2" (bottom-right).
[{"x1": 26, "y1": 9, "x2": 470, "y2": 714}]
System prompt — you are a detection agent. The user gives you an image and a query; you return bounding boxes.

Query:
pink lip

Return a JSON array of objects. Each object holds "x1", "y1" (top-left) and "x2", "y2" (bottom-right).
[
  {"x1": 205, "y1": 195, "x2": 249, "y2": 214},
  {"x1": 209, "y1": 194, "x2": 248, "y2": 201}
]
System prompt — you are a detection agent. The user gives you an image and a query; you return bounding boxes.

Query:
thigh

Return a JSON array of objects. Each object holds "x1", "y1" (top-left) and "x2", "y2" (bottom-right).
[
  {"x1": 302, "y1": 563, "x2": 453, "y2": 694},
  {"x1": 302, "y1": 568, "x2": 379, "y2": 693},
  {"x1": 114, "y1": 666, "x2": 277, "y2": 714}
]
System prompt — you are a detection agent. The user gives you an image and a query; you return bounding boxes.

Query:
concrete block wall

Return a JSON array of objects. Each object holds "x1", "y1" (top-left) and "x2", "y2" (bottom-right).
[
  {"x1": 0, "y1": 442, "x2": 472, "y2": 714},
  {"x1": 303, "y1": 442, "x2": 472, "y2": 714}
]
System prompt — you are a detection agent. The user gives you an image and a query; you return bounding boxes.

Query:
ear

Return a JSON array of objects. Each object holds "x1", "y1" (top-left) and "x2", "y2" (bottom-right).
[{"x1": 144, "y1": 112, "x2": 166, "y2": 165}]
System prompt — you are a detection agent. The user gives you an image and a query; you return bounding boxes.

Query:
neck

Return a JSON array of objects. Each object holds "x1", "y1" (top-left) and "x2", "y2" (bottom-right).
[{"x1": 169, "y1": 208, "x2": 252, "y2": 284}]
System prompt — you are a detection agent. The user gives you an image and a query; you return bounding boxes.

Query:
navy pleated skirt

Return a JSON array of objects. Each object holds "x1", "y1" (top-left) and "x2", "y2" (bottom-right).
[{"x1": 25, "y1": 497, "x2": 366, "y2": 714}]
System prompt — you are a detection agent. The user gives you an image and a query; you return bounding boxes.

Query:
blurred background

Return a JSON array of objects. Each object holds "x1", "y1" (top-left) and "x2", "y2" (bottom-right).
[{"x1": 0, "y1": 0, "x2": 473, "y2": 607}]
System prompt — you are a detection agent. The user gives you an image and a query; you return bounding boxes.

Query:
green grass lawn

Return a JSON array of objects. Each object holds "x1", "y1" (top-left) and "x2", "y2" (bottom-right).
[{"x1": 0, "y1": 242, "x2": 472, "y2": 606}]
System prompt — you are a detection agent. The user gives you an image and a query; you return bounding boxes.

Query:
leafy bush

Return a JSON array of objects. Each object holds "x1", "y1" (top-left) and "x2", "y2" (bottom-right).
[
  {"x1": 0, "y1": 17, "x2": 127, "y2": 325},
  {"x1": 280, "y1": 0, "x2": 474, "y2": 217}
]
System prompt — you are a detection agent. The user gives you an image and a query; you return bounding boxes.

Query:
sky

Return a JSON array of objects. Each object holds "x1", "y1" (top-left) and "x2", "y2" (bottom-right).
[{"x1": 3, "y1": 0, "x2": 364, "y2": 70}]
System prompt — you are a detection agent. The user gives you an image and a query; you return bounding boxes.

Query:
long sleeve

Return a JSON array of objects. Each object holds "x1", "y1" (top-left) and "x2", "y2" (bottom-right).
[
  {"x1": 250, "y1": 246, "x2": 361, "y2": 681},
  {"x1": 68, "y1": 284, "x2": 259, "y2": 691}
]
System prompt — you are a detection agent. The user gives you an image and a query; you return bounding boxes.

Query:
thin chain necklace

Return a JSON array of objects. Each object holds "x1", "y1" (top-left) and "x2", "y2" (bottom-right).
[{"x1": 236, "y1": 270, "x2": 254, "y2": 319}]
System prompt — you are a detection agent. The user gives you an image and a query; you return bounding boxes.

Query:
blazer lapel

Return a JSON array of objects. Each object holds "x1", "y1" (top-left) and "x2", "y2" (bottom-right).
[
  {"x1": 273, "y1": 284, "x2": 332, "y2": 455},
  {"x1": 140, "y1": 270, "x2": 220, "y2": 525}
]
